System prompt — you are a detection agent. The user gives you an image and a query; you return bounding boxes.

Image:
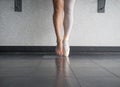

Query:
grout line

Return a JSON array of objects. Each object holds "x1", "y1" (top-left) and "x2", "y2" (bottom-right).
[
  {"x1": 90, "y1": 59, "x2": 120, "y2": 79},
  {"x1": 67, "y1": 60, "x2": 82, "y2": 87}
]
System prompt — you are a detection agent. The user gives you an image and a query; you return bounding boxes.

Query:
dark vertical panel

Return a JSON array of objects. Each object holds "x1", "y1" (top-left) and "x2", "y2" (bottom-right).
[
  {"x1": 14, "y1": 0, "x2": 22, "y2": 12},
  {"x1": 98, "y1": 0, "x2": 106, "y2": 13}
]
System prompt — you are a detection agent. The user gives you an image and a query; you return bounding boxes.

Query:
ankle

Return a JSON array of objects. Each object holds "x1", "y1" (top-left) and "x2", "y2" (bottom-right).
[
  {"x1": 63, "y1": 38, "x2": 69, "y2": 42},
  {"x1": 57, "y1": 41, "x2": 63, "y2": 46},
  {"x1": 56, "y1": 39, "x2": 62, "y2": 44},
  {"x1": 63, "y1": 39, "x2": 69, "y2": 43}
]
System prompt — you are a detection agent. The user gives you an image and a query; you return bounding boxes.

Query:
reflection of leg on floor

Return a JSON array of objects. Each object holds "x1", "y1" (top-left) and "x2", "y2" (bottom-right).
[
  {"x1": 55, "y1": 57, "x2": 70, "y2": 87},
  {"x1": 55, "y1": 57, "x2": 64, "y2": 87},
  {"x1": 64, "y1": 56, "x2": 70, "y2": 74}
]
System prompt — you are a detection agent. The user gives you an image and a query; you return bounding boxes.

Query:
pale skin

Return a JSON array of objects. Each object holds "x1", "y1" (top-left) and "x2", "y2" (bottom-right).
[
  {"x1": 53, "y1": 0, "x2": 64, "y2": 56},
  {"x1": 53, "y1": 0, "x2": 75, "y2": 56}
]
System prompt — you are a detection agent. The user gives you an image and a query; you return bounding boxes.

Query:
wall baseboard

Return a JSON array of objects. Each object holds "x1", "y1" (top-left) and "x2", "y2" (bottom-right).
[{"x1": 0, "y1": 46, "x2": 120, "y2": 54}]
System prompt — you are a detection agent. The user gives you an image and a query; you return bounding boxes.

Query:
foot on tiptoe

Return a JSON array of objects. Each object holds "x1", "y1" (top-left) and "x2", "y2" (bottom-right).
[
  {"x1": 63, "y1": 40, "x2": 70, "y2": 57},
  {"x1": 55, "y1": 41, "x2": 63, "y2": 56}
]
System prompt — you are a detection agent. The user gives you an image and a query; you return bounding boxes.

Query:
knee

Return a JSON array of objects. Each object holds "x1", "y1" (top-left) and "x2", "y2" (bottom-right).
[
  {"x1": 54, "y1": 4, "x2": 64, "y2": 14},
  {"x1": 64, "y1": 7, "x2": 73, "y2": 15}
]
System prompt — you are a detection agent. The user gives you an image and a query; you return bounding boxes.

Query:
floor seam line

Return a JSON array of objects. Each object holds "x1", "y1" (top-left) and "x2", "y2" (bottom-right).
[
  {"x1": 68, "y1": 61, "x2": 82, "y2": 87},
  {"x1": 90, "y1": 59, "x2": 120, "y2": 80}
]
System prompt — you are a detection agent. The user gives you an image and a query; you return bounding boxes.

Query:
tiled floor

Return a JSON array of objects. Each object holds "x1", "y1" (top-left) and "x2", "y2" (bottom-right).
[{"x1": 0, "y1": 53, "x2": 120, "y2": 87}]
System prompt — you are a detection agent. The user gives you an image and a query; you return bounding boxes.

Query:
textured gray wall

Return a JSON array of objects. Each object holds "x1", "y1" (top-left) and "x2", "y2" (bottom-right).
[{"x1": 0, "y1": 0, "x2": 120, "y2": 46}]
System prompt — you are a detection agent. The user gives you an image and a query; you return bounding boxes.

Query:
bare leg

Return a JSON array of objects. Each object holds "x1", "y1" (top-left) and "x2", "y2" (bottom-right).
[{"x1": 53, "y1": 0, "x2": 64, "y2": 56}]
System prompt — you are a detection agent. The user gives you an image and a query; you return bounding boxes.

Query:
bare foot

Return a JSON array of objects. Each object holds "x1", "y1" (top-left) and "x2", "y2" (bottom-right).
[{"x1": 55, "y1": 41, "x2": 63, "y2": 56}]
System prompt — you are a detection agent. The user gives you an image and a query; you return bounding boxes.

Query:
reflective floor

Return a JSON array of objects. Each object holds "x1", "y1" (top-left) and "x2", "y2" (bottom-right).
[{"x1": 0, "y1": 53, "x2": 120, "y2": 87}]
